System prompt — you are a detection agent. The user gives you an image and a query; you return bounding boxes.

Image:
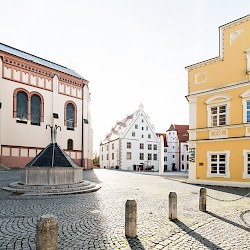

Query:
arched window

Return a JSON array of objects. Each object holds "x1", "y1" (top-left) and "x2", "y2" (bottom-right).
[
  {"x1": 66, "y1": 103, "x2": 75, "y2": 130},
  {"x1": 31, "y1": 95, "x2": 41, "y2": 125},
  {"x1": 67, "y1": 139, "x2": 73, "y2": 150},
  {"x1": 16, "y1": 91, "x2": 28, "y2": 123}
]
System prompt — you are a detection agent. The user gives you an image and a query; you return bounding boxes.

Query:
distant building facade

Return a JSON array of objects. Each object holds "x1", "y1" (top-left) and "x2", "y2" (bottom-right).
[
  {"x1": 0, "y1": 43, "x2": 93, "y2": 169},
  {"x1": 99, "y1": 105, "x2": 160, "y2": 171},
  {"x1": 186, "y1": 15, "x2": 250, "y2": 187},
  {"x1": 157, "y1": 124, "x2": 189, "y2": 172}
]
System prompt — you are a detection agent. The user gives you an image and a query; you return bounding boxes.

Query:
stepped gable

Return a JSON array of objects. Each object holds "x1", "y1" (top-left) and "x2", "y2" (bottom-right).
[
  {"x1": 26, "y1": 143, "x2": 79, "y2": 168},
  {"x1": 101, "y1": 112, "x2": 136, "y2": 143}
]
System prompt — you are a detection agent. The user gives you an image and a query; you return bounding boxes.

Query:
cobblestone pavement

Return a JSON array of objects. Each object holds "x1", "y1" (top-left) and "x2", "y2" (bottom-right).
[{"x1": 0, "y1": 169, "x2": 249, "y2": 249}]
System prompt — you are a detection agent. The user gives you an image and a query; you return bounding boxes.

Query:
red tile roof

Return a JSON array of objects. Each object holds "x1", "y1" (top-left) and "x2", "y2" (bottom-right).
[
  {"x1": 156, "y1": 133, "x2": 168, "y2": 147},
  {"x1": 174, "y1": 124, "x2": 189, "y2": 142}
]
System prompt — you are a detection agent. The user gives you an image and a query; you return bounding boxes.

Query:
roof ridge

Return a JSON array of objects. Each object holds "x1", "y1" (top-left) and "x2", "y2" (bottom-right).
[
  {"x1": 0, "y1": 42, "x2": 85, "y2": 80},
  {"x1": 0, "y1": 42, "x2": 68, "y2": 69}
]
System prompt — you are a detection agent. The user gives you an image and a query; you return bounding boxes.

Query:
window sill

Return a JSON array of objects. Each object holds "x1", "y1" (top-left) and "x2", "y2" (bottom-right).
[
  {"x1": 16, "y1": 120, "x2": 27, "y2": 124},
  {"x1": 31, "y1": 123, "x2": 41, "y2": 126},
  {"x1": 67, "y1": 127, "x2": 75, "y2": 131}
]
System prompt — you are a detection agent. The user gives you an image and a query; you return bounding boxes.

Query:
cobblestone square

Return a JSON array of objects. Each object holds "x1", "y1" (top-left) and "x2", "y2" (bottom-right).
[{"x1": 0, "y1": 169, "x2": 249, "y2": 249}]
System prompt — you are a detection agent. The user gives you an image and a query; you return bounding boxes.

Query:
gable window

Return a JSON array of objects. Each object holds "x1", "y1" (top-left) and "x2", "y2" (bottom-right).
[
  {"x1": 67, "y1": 139, "x2": 73, "y2": 150},
  {"x1": 207, "y1": 150, "x2": 230, "y2": 178},
  {"x1": 148, "y1": 144, "x2": 152, "y2": 150},
  {"x1": 135, "y1": 124, "x2": 138, "y2": 129},
  {"x1": 148, "y1": 134, "x2": 151, "y2": 139},
  {"x1": 154, "y1": 145, "x2": 157, "y2": 150},
  {"x1": 16, "y1": 91, "x2": 28, "y2": 123},
  {"x1": 132, "y1": 132, "x2": 135, "y2": 137},
  {"x1": 112, "y1": 143, "x2": 114, "y2": 150},
  {"x1": 127, "y1": 142, "x2": 131, "y2": 149},
  {"x1": 31, "y1": 95, "x2": 41, "y2": 125}
]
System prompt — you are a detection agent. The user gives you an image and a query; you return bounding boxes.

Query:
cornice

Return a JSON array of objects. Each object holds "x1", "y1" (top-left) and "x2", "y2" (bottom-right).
[{"x1": 0, "y1": 52, "x2": 85, "y2": 88}]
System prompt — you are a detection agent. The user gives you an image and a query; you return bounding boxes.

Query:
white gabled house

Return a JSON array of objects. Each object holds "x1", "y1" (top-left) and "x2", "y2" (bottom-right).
[
  {"x1": 157, "y1": 124, "x2": 189, "y2": 172},
  {"x1": 99, "y1": 105, "x2": 160, "y2": 171}
]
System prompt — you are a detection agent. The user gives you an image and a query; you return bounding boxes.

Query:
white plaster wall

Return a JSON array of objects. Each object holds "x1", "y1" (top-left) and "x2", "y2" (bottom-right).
[
  {"x1": 99, "y1": 139, "x2": 120, "y2": 168},
  {"x1": 120, "y1": 109, "x2": 159, "y2": 171},
  {"x1": 0, "y1": 71, "x2": 84, "y2": 152},
  {"x1": 189, "y1": 97, "x2": 197, "y2": 130},
  {"x1": 166, "y1": 131, "x2": 179, "y2": 171}
]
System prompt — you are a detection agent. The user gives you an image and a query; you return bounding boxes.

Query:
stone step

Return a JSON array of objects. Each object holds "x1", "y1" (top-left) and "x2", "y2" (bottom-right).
[
  {"x1": 1, "y1": 182, "x2": 101, "y2": 195},
  {"x1": 8, "y1": 181, "x2": 91, "y2": 190}
]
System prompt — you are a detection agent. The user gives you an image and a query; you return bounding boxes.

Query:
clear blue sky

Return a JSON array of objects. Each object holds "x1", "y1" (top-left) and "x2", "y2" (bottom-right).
[{"x1": 1, "y1": 0, "x2": 250, "y2": 152}]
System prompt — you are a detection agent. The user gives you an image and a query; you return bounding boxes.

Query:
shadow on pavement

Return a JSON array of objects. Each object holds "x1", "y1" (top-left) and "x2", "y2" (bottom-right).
[
  {"x1": 82, "y1": 169, "x2": 102, "y2": 184},
  {"x1": 126, "y1": 236, "x2": 145, "y2": 250},
  {"x1": 174, "y1": 219, "x2": 224, "y2": 250},
  {"x1": 206, "y1": 211, "x2": 250, "y2": 232},
  {"x1": 201, "y1": 185, "x2": 250, "y2": 197}
]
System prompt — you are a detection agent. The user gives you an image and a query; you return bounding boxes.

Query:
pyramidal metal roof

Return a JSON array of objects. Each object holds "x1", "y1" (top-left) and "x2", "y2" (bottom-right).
[
  {"x1": 26, "y1": 143, "x2": 79, "y2": 168},
  {"x1": 0, "y1": 42, "x2": 85, "y2": 80}
]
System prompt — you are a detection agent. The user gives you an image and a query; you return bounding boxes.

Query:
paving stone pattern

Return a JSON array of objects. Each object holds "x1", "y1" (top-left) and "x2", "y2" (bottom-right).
[{"x1": 0, "y1": 169, "x2": 250, "y2": 249}]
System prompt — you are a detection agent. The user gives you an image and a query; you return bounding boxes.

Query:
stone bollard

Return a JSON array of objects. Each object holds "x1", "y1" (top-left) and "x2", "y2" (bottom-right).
[
  {"x1": 36, "y1": 214, "x2": 58, "y2": 250},
  {"x1": 125, "y1": 199, "x2": 137, "y2": 238},
  {"x1": 199, "y1": 188, "x2": 207, "y2": 212},
  {"x1": 169, "y1": 192, "x2": 177, "y2": 220}
]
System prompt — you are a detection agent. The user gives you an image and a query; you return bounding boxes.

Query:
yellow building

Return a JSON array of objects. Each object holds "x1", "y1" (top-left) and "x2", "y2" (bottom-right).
[{"x1": 186, "y1": 15, "x2": 250, "y2": 187}]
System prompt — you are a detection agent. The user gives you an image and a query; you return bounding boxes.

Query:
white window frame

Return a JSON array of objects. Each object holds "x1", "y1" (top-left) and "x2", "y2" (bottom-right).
[
  {"x1": 240, "y1": 89, "x2": 250, "y2": 123},
  {"x1": 140, "y1": 153, "x2": 144, "y2": 160},
  {"x1": 127, "y1": 152, "x2": 132, "y2": 160},
  {"x1": 243, "y1": 149, "x2": 250, "y2": 179},
  {"x1": 148, "y1": 153, "x2": 152, "y2": 160},
  {"x1": 153, "y1": 154, "x2": 157, "y2": 161},
  {"x1": 207, "y1": 150, "x2": 230, "y2": 178},
  {"x1": 205, "y1": 94, "x2": 231, "y2": 128}
]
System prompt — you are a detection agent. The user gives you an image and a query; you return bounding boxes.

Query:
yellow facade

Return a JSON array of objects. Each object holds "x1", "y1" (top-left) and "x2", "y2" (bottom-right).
[{"x1": 186, "y1": 15, "x2": 250, "y2": 187}]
